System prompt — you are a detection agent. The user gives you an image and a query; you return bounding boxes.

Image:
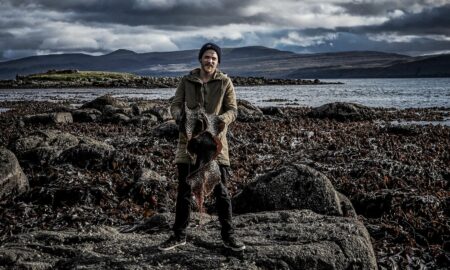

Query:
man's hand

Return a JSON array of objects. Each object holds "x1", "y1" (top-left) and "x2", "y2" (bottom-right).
[{"x1": 216, "y1": 115, "x2": 226, "y2": 134}]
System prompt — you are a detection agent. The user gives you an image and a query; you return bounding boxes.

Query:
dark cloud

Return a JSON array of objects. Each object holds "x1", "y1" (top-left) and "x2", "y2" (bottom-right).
[
  {"x1": 337, "y1": 0, "x2": 436, "y2": 16},
  {"x1": 278, "y1": 32, "x2": 450, "y2": 55},
  {"x1": 0, "y1": 1, "x2": 448, "y2": 59},
  {"x1": 338, "y1": 3, "x2": 450, "y2": 35},
  {"x1": 3, "y1": 0, "x2": 264, "y2": 27},
  {"x1": 373, "y1": 3, "x2": 450, "y2": 35}
]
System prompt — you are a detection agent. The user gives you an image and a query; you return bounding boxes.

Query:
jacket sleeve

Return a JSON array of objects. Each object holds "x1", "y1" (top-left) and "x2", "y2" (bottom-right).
[
  {"x1": 219, "y1": 78, "x2": 238, "y2": 125},
  {"x1": 170, "y1": 77, "x2": 185, "y2": 119}
]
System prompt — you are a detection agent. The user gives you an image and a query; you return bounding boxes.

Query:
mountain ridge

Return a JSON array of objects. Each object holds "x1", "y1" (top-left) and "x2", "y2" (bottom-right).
[{"x1": 0, "y1": 46, "x2": 448, "y2": 79}]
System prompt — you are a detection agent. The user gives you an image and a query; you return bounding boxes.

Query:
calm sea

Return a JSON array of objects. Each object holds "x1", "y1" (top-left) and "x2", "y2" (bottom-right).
[{"x1": 0, "y1": 78, "x2": 449, "y2": 109}]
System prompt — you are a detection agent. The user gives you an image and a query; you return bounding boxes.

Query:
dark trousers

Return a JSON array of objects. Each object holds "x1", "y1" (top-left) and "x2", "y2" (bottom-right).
[{"x1": 173, "y1": 163, "x2": 234, "y2": 240}]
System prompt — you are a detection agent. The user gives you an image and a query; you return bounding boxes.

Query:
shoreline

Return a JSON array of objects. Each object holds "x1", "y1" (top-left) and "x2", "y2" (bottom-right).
[
  {"x1": 0, "y1": 74, "x2": 343, "y2": 89},
  {"x1": 0, "y1": 98, "x2": 449, "y2": 269}
]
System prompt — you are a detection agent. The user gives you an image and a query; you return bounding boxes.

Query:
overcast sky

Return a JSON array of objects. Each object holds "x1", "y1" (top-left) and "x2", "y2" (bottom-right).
[{"x1": 1, "y1": 0, "x2": 449, "y2": 60}]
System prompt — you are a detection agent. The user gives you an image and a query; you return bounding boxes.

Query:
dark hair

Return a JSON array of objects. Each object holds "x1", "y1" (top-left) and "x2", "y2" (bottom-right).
[{"x1": 198, "y1": 42, "x2": 221, "y2": 63}]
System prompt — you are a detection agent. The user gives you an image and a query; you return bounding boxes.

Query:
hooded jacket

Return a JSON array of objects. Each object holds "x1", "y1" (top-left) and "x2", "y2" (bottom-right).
[{"x1": 170, "y1": 68, "x2": 237, "y2": 166}]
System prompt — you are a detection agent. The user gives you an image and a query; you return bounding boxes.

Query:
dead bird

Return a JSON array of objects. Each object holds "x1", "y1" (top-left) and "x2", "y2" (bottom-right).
[{"x1": 180, "y1": 103, "x2": 225, "y2": 213}]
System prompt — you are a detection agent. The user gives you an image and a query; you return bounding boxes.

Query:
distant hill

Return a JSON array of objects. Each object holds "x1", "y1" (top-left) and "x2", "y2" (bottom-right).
[{"x1": 0, "y1": 46, "x2": 449, "y2": 79}]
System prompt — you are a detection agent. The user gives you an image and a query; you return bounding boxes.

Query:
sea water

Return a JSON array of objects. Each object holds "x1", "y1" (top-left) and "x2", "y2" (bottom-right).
[{"x1": 0, "y1": 78, "x2": 449, "y2": 109}]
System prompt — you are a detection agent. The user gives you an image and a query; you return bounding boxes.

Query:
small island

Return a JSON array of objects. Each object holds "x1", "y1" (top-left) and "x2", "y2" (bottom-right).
[{"x1": 0, "y1": 69, "x2": 343, "y2": 89}]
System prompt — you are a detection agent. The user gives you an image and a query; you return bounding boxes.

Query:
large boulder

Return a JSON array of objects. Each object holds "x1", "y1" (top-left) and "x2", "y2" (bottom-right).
[
  {"x1": 152, "y1": 120, "x2": 179, "y2": 139},
  {"x1": 0, "y1": 210, "x2": 377, "y2": 269},
  {"x1": 72, "y1": 108, "x2": 102, "y2": 122},
  {"x1": 81, "y1": 94, "x2": 128, "y2": 113},
  {"x1": 307, "y1": 102, "x2": 375, "y2": 121},
  {"x1": 131, "y1": 101, "x2": 172, "y2": 121},
  {"x1": 0, "y1": 148, "x2": 29, "y2": 199},
  {"x1": 128, "y1": 168, "x2": 169, "y2": 210},
  {"x1": 59, "y1": 137, "x2": 115, "y2": 169},
  {"x1": 13, "y1": 130, "x2": 79, "y2": 164},
  {"x1": 232, "y1": 164, "x2": 355, "y2": 217},
  {"x1": 237, "y1": 99, "x2": 264, "y2": 122},
  {"x1": 23, "y1": 112, "x2": 73, "y2": 124}
]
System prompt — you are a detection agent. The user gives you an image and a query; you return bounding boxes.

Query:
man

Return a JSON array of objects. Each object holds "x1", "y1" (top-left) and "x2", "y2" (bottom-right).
[{"x1": 158, "y1": 43, "x2": 245, "y2": 251}]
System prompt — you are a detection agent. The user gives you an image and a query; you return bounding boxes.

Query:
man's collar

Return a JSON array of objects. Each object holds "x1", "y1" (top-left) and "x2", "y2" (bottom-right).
[{"x1": 188, "y1": 68, "x2": 225, "y2": 81}]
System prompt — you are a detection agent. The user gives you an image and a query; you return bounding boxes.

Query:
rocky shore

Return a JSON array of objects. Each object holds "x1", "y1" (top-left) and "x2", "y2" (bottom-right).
[
  {"x1": 0, "y1": 97, "x2": 449, "y2": 269},
  {"x1": 0, "y1": 70, "x2": 341, "y2": 89}
]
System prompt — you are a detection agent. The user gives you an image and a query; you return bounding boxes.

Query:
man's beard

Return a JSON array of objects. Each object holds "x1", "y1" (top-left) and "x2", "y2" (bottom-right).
[{"x1": 202, "y1": 63, "x2": 216, "y2": 74}]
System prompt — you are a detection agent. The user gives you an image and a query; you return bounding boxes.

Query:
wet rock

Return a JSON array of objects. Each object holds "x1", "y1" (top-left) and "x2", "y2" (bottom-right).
[
  {"x1": 150, "y1": 106, "x2": 172, "y2": 122},
  {"x1": 13, "y1": 130, "x2": 79, "y2": 164},
  {"x1": 307, "y1": 102, "x2": 375, "y2": 121},
  {"x1": 384, "y1": 124, "x2": 420, "y2": 136},
  {"x1": 23, "y1": 112, "x2": 73, "y2": 124},
  {"x1": 237, "y1": 99, "x2": 264, "y2": 122},
  {"x1": 102, "y1": 105, "x2": 133, "y2": 116},
  {"x1": 72, "y1": 108, "x2": 102, "y2": 122},
  {"x1": 233, "y1": 164, "x2": 352, "y2": 216},
  {"x1": 81, "y1": 94, "x2": 128, "y2": 112},
  {"x1": 152, "y1": 120, "x2": 179, "y2": 139},
  {"x1": 0, "y1": 147, "x2": 29, "y2": 199},
  {"x1": 260, "y1": 106, "x2": 284, "y2": 116},
  {"x1": 129, "y1": 115, "x2": 159, "y2": 126},
  {"x1": 0, "y1": 210, "x2": 377, "y2": 270},
  {"x1": 107, "y1": 113, "x2": 131, "y2": 124},
  {"x1": 129, "y1": 168, "x2": 169, "y2": 208},
  {"x1": 337, "y1": 191, "x2": 357, "y2": 218},
  {"x1": 131, "y1": 102, "x2": 153, "y2": 116},
  {"x1": 59, "y1": 137, "x2": 115, "y2": 169}
]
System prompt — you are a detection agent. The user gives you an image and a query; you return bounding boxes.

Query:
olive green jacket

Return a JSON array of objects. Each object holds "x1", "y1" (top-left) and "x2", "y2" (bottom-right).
[{"x1": 170, "y1": 68, "x2": 237, "y2": 166}]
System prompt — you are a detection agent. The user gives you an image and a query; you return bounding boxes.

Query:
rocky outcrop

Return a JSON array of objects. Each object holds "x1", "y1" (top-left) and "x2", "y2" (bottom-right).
[
  {"x1": 151, "y1": 120, "x2": 179, "y2": 139},
  {"x1": 0, "y1": 147, "x2": 29, "y2": 199},
  {"x1": 72, "y1": 108, "x2": 102, "y2": 122},
  {"x1": 13, "y1": 130, "x2": 79, "y2": 165},
  {"x1": 260, "y1": 106, "x2": 284, "y2": 116},
  {"x1": 0, "y1": 210, "x2": 377, "y2": 270},
  {"x1": 0, "y1": 70, "x2": 342, "y2": 89},
  {"x1": 129, "y1": 168, "x2": 169, "y2": 209},
  {"x1": 237, "y1": 99, "x2": 264, "y2": 122},
  {"x1": 59, "y1": 136, "x2": 116, "y2": 168},
  {"x1": 307, "y1": 102, "x2": 375, "y2": 121},
  {"x1": 232, "y1": 164, "x2": 355, "y2": 217},
  {"x1": 131, "y1": 101, "x2": 171, "y2": 121},
  {"x1": 23, "y1": 112, "x2": 73, "y2": 124},
  {"x1": 80, "y1": 94, "x2": 128, "y2": 112}
]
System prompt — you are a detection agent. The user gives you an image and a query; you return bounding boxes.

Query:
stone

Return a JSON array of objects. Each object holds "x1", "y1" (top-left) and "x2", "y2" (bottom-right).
[
  {"x1": 129, "y1": 168, "x2": 169, "y2": 208},
  {"x1": 72, "y1": 108, "x2": 102, "y2": 122},
  {"x1": 129, "y1": 115, "x2": 159, "y2": 126},
  {"x1": 81, "y1": 94, "x2": 128, "y2": 112},
  {"x1": 23, "y1": 112, "x2": 73, "y2": 124},
  {"x1": 131, "y1": 101, "x2": 172, "y2": 121},
  {"x1": 0, "y1": 210, "x2": 377, "y2": 269},
  {"x1": 307, "y1": 102, "x2": 375, "y2": 121},
  {"x1": 108, "y1": 113, "x2": 131, "y2": 124},
  {"x1": 13, "y1": 130, "x2": 79, "y2": 165},
  {"x1": 260, "y1": 106, "x2": 284, "y2": 116},
  {"x1": 0, "y1": 147, "x2": 29, "y2": 200},
  {"x1": 152, "y1": 120, "x2": 179, "y2": 139},
  {"x1": 233, "y1": 164, "x2": 354, "y2": 217},
  {"x1": 59, "y1": 137, "x2": 115, "y2": 169},
  {"x1": 237, "y1": 99, "x2": 264, "y2": 122}
]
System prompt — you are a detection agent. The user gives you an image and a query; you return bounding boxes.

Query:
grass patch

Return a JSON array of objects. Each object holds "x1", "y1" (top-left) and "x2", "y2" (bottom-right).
[{"x1": 26, "y1": 71, "x2": 140, "y2": 81}]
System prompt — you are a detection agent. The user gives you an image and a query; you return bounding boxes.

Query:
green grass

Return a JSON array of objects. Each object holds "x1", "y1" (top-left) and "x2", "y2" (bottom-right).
[{"x1": 26, "y1": 71, "x2": 140, "y2": 81}]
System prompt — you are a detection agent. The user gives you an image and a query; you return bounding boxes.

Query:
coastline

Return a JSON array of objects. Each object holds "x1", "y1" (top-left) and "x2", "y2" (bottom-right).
[
  {"x1": 0, "y1": 70, "x2": 342, "y2": 89},
  {"x1": 0, "y1": 98, "x2": 449, "y2": 269}
]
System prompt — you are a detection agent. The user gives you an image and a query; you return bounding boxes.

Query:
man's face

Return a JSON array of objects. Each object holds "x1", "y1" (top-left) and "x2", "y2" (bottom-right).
[{"x1": 200, "y1": 49, "x2": 218, "y2": 75}]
